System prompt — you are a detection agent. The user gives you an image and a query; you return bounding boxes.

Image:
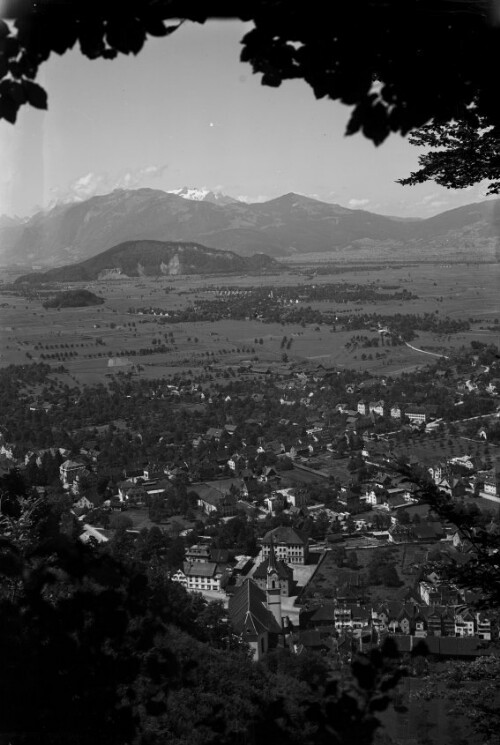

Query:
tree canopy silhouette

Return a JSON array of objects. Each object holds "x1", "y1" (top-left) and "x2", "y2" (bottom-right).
[
  {"x1": 2, "y1": 1, "x2": 500, "y2": 145},
  {"x1": 397, "y1": 107, "x2": 500, "y2": 194},
  {"x1": 0, "y1": 482, "x2": 406, "y2": 745}
]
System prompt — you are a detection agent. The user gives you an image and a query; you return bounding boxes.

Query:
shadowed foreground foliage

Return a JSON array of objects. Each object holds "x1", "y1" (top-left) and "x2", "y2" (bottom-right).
[
  {"x1": 0, "y1": 481, "x2": 404, "y2": 745},
  {"x1": 2, "y1": 1, "x2": 500, "y2": 146}
]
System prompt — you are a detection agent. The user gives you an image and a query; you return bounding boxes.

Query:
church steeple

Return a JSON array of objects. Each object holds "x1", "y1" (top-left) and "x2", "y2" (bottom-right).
[
  {"x1": 268, "y1": 535, "x2": 278, "y2": 574},
  {"x1": 266, "y1": 536, "x2": 282, "y2": 628}
]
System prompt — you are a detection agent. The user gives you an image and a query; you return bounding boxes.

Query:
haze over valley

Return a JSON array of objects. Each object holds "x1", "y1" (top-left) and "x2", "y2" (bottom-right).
[{"x1": 1, "y1": 187, "x2": 500, "y2": 270}]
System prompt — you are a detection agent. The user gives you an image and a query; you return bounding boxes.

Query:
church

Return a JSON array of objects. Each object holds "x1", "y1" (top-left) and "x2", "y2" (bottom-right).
[{"x1": 228, "y1": 540, "x2": 286, "y2": 661}]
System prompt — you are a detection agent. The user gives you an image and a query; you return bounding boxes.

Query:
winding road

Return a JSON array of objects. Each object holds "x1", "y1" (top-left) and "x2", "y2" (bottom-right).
[{"x1": 404, "y1": 341, "x2": 449, "y2": 360}]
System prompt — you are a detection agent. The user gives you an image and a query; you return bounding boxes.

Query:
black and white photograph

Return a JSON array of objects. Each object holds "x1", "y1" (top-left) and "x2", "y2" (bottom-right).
[{"x1": 1, "y1": 2, "x2": 500, "y2": 744}]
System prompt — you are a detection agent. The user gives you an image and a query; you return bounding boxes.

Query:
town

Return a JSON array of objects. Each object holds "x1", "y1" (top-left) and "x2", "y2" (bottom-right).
[
  {"x1": 2, "y1": 331, "x2": 499, "y2": 689},
  {"x1": 2, "y1": 5, "x2": 500, "y2": 742}
]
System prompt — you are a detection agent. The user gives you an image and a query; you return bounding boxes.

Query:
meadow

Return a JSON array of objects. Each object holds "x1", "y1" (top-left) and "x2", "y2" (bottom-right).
[{"x1": 1, "y1": 261, "x2": 498, "y2": 386}]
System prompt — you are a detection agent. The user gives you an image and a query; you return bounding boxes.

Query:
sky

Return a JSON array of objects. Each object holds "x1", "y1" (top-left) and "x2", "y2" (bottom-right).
[{"x1": 0, "y1": 19, "x2": 496, "y2": 219}]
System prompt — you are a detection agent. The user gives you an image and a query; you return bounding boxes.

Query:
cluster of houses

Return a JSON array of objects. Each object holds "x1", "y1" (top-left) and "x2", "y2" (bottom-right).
[
  {"x1": 428, "y1": 457, "x2": 499, "y2": 503},
  {"x1": 167, "y1": 517, "x2": 500, "y2": 663},
  {"x1": 171, "y1": 526, "x2": 308, "y2": 596},
  {"x1": 300, "y1": 600, "x2": 494, "y2": 641},
  {"x1": 351, "y1": 399, "x2": 434, "y2": 425}
]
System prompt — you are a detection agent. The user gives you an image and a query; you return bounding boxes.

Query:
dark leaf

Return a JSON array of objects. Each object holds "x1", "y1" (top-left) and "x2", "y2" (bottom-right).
[
  {"x1": 24, "y1": 79, "x2": 47, "y2": 109},
  {"x1": 0, "y1": 92, "x2": 18, "y2": 123}
]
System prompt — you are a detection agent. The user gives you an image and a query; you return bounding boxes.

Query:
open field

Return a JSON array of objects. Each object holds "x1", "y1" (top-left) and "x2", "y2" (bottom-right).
[
  {"x1": 1, "y1": 261, "x2": 498, "y2": 385},
  {"x1": 304, "y1": 543, "x2": 411, "y2": 603},
  {"x1": 391, "y1": 430, "x2": 500, "y2": 469}
]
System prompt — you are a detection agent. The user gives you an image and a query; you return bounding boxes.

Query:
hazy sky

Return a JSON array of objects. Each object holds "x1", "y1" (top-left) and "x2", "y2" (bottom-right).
[{"x1": 0, "y1": 19, "x2": 495, "y2": 218}]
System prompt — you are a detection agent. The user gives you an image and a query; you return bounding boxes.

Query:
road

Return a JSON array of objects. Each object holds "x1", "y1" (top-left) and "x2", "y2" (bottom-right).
[{"x1": 404, "y1": 341, "x2": 449, "y2": 359}]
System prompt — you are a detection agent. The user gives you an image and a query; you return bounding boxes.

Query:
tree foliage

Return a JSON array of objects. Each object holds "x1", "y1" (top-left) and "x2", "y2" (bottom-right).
[
  {"x1": 411, "y1": 656, "x2": 500, "y2": 745},
  {"x1": 397, "y1": 108, "x2": 500, "y2": 194},
  {"x1": 0, "y1": 483, "x2": 407, "y2": 745},
  {"x1": 394, "y1": 463, "x2": 500, "y2": 609},
  {"x1": 3, "y1": 2, "x2": 500, "y2": 144}
]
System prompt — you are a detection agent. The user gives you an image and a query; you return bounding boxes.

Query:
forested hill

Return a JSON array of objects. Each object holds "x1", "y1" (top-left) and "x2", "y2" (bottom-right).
[
  {"x1": 41, "y1": 289, "x2": 105, "y2": 308},
  {"x1": 14, "y1": 240, "x2": 280, "y2": 284}
]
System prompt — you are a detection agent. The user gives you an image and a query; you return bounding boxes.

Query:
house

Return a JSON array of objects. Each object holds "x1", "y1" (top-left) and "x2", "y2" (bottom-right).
[
  {"x1": 475, "y1": 612, "x2": 492, "y2": 640},
  {"x1": 317, "y1": 603, "x2": 372, "y2": 632},
  {"x1": 263, "y1": 493, "x2": 287, "y2": 514},
  {"x1": 361, "y1": 487, "x2": 383, "y2": 507},
  {"x1": 118, "y1": 480, "x2": 146, "y2": 504},
  {"x1": 419, "y1": 581, "x2": 461, "y2": 606},
  {"x1": 73, "y1": 495, "x2": 93, "y2": 512},
  {"x1": 390, "y1": 404, "x2": 402, "y2": 419},
  {"x1": 170, "y1": 568, "x2": 188, "y2": 586},
  {"x1": 143, "y1": 464, "x2": 165, "y2": 480},
  {"x1": 369, "y1": 400, "x2": 385, "y2": 417},
  {"x1": 185, "y1": 544, "x2": 211, "y2": 563},
  {"x1": 263, "y1": 440, "x2": 285, "y2": 456},
  {"x1": 480, "y1": 473, "x2": 499, "y2": 502},
  {"x1": 455, "y1": 609, "x2": 475, "y2": 637},
  {"x1": 261, "y1": 526, "x2": 309, "y2": 564},
  {"x1": 357, "y1": 400, "x2": 369, "y2": 416},
  {"x1": 228, "y1": 577, "x2": 283, "y2": 661},
  {"x1": 206, "y1": 427, "x2": 224, "y2": 442},
  {"x1": 183, "y1": 561, "x2": 225, "y2": 592},
  {"x1": 59, "y1": 459, "x2": 86, "y2": 488},
  {"x1": 288, "y1": 440, "x2": 313, "y2": 459},
  {"x1": 227, "y1": 454, "x2": 245, "y2": 472},
  {"x1": 192, "y1": 479, "x2": 246, "y2": 516},
  {"x1": 413, "y1": 607, "x2": 428, "y2": 638},
  {"x1": 198, "y1": 489, "x2": 238, "y2": 517},
  {"x1": 405, "y1": 408, "x2": 427, "y2": 424},
  {"x1": 429, "y1": 462, "x2": 448, "y2": 484},
  {"x1": 286, "y1": 489, "x2": 309, "y2": 509},
  {"x1": 259, "y1": 465, "x2": 279, "y2": 483},
  {"x1": 79, "y1": 524, "x2": 109, "y2": 545}
]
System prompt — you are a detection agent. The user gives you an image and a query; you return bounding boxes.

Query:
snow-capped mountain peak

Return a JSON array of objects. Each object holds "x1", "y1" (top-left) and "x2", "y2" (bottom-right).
[
  {"x1": 167, "y1": 186, "x2": 239, "y2": 206},
  {"x1": 168, "y1": 186, "x2": 210, "y2": 201}
]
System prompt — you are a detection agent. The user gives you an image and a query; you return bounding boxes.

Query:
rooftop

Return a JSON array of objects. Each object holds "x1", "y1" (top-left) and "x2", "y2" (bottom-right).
[{"x1": 228, "y1": 579, "x2": 282, "y2": 637}]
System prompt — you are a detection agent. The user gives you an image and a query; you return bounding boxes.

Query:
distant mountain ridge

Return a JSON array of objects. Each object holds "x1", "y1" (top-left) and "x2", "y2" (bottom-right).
[
  {"x1": 166, "y1": 186, "x2": 240, "y2": 206},
  {"x1": 14, "y1": 240, "x2": 279, "y2": 284},
  {"x1": 1, "y1": 188, "x2": 500, "y2": 267}
]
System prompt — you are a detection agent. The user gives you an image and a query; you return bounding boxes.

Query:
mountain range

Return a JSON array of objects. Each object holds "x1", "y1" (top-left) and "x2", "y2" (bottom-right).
[
  {"x1": 1, "y1": 188, "x2": 500, "y2": 268},
  {"x1": 14, "y1": 241, "x2": 279, "y2": 284}
]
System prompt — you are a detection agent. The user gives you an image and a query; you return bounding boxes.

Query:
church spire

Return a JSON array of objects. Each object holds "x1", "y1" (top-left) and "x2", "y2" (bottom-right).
[
  {"x1": 268, "y1": 535, "x2": 278, "y2": 574},
  {"x1": 266, "y1": 534, "x2": 282, "y2": 628}
]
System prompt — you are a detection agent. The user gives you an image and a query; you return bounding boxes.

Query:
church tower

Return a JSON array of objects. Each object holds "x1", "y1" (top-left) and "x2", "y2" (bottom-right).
[{"x1": 266, "y1": 537, "x2": 282, "y2": 628}]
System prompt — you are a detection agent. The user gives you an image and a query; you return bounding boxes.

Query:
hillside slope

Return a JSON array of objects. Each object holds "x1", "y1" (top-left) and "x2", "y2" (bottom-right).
[{"x1": 14, "y1": 240, "x2": 279, "y2": 284}]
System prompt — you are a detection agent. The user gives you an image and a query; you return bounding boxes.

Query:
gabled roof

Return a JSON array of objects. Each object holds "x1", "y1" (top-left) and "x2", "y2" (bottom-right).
[
  {"x1": 262, "y1": 526, "x2": 308, "y2": 546},
  {"x1": 184, "y1": 561, "x2": 218, "y2": 578},
  {"x1": 61, "y1": 459, "x2": 84, "y2": 469},
  {"x1": 228, "y1": 579, "x2": 282, "y2": 636},
  {"x1": 310, "y1": 605, "x2": 337, "y2": 623}
]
